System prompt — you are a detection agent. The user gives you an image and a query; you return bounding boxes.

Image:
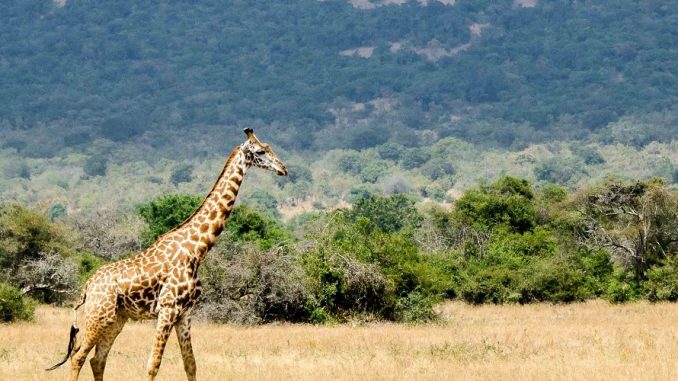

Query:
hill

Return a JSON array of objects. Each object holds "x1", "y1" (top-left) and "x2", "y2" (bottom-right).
[
  {"x1": 0, "y1": 0, "x2": 676, "y2": 211},
  {"x1": 1, "y1": 0, "x2": 677, "y2": 157}
]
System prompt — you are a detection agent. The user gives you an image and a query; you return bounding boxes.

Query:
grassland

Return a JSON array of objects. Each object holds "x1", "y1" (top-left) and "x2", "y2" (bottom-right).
[{"x1": 1, "y1": 301, "x2": 677, "y2": 381}]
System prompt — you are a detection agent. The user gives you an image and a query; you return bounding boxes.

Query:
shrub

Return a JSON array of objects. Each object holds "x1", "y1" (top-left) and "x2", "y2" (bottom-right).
[
  {"x1": 421, "y1": 158, "x2": 455, "y2": 180},
  {"x1": 347, "y1": 194, "x2": 422, "y2": 233},
  {"x1": 376, "y1": 142, "x2": 405, "y2": 161},
  {"x1": 0, "y1": 283, "x2": 35, "y2": 322},
  {"x1": 534, "y1": 157, "x2": 582, "y2": 184},
  {"x1": 136, "y1": 194, "x2": 202, "y2": 245},
  {"x1": 15, "y1": 253, "x2": 79, "y2": 304},
  {"x1": 83, "y1": 156, "x2": 108, "y2": 177},
  {"x1": 394, "y1": 292, "x2": 437, "y2": 323},
  {"x1": 225, "y1": 205, "x2": 290, "y2": 249},
  {"x1": 243, "y1": 190, "x2": 280, "y2": 220},
  {"x1": 572, "y1": 145, "x2": 606, "y2": 165},
  {"x1": 70, "y1": 209, "x2": 144, "y2": 260},
  {"x1": 197, "y1": 242, "x2": 309, "y2": 324},
  {"x1": 644, "y1": 256, "x2": 678, "y2": 301},
  {"x1": 605, "y1": 270, "x2": 640, "y2": 303},
  {"x1": 399, "y1": 149, "x2": 431, "y2": 169},
  {"x1": 454, "y1": 176, "x2": 536, "y2": 234},
  {"x1": 0, "y1": 204, "x2": 75, "y2": 276},
  {"x1": 170, "y1": 163, "x2": 194, "y2": 186}
]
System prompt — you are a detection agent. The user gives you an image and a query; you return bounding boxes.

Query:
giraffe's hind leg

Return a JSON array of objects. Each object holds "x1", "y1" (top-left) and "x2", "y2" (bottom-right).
[
  {"x1": 90, "y1": 314, "x2": 128, "y2": 381},
  {"x1": 70, "y1": 292, "x2": 118, "y2": 381}
]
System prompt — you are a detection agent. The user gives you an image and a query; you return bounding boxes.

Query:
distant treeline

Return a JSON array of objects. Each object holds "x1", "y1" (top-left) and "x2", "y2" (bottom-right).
[
  {"x1": 2, "y1": 177, "x2": 677, "y2": 323},
  {"x1": 1, "y1": 0, "x2": 677, "y2": 158}
]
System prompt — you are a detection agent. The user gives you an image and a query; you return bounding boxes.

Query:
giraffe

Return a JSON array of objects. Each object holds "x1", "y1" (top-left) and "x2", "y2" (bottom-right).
[{"x1": 46, "y1": 128, "x2": 287, "y2": 381}]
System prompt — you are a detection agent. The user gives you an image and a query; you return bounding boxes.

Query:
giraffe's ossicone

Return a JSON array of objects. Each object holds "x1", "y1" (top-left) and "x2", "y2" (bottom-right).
[{"x1": 47, "y1": 128, "x2": 287, "y2": 381}]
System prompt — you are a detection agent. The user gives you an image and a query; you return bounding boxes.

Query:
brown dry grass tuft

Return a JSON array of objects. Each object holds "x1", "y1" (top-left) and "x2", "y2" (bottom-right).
[{"x1": 1, "y1": 301, "x2": 677, "y2": 380}]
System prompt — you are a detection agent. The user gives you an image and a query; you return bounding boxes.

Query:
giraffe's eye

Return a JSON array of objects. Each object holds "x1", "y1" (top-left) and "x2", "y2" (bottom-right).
[{"x1": 256, "y1": 149, "x2": 265, "y2": 155}]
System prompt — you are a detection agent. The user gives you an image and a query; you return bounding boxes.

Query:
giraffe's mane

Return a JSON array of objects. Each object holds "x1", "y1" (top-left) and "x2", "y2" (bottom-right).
[{"x1": 159, "y1": 145, "x2": 242, "y2": 238}]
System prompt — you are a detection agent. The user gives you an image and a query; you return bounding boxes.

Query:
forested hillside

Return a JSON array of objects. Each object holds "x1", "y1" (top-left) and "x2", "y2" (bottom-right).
[
  {"x1": 1, "y1": 0, "x2": 677, "y2": 156},
  {"x1": 1, "y1": 0, "x2": 676, "y2": 213}
]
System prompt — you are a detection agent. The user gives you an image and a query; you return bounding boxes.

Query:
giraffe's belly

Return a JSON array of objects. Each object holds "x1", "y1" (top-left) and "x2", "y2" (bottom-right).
[{"x1": 118, "y1": 286, "x2": 161, "y2": 320}]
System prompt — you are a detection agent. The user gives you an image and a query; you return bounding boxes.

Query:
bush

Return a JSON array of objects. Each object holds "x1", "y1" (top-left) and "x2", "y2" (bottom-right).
[
  {"x1": 399, "y1": 149, "x2": 431, "y2": 169},
  {"x1": 197, "y1": 242, "x2": 309, "y2": 324},
  {"x1": 572, "y1": 145, "x2": 606, "y2": 165},
  {"x1": 16, "y1": 253, "x2": 79, "y2": 304},
  {"x1": 454, "y1": 176, "x2": 536, "y2": 234},
  {"x1": 644, "y1": 256, "x2": 678, "y2": 301},
  {"x1": 225, "y1": 205, "x2": 290, "y2": 249},
  {"x1": 170, "y1": 163, "x2": 194, "y2": 186},
  {"x1": 70, "y1": 209, "x2": 144, "y2": 260},
  {"x1": 534, "y1": 157, "x2": 582, "y2": 184},
  {"x1": 377, "y1": 142, "x2": 405, "y2": 161},
  {"x1": 421, "y1": 158, "x2": 455, "y2": 180},
  {"x1": 394, "y1": 292, "x2": 437, "y2": 323},
  {"x1": 347, "y1": 194, "x2": 422, "y2": 233},
  {"x1": 0, "y1": 283, "x2": 35, "y2": 322},
  {"x1": 83, "y1": 156, "x2": 108, "y2": 177},
  {"x1": 605, "y1": 271, "x2": 640, "y2": 303},
  {"x1": 136, "y1": 194, "x2": 202, "y2": 245}
]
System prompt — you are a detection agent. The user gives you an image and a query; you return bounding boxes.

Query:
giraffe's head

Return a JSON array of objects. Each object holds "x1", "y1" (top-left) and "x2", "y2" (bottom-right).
[{"x1": 241, "y1": 128, "x2": 288, "y2": 176}]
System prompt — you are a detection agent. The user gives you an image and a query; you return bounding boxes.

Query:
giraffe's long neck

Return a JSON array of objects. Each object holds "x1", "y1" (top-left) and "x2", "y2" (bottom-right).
[{"x1": 177, "y1": 145, "x2": 248, "y2": 261}]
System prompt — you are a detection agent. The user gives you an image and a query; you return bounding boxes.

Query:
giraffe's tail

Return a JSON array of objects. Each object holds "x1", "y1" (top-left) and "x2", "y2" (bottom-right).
[
  {"x1": 45, "y1": 287, "x2": 87, "y2": 371},
  {"x1": 45, "y1": 324, "x2": 80, "y2": 371}
]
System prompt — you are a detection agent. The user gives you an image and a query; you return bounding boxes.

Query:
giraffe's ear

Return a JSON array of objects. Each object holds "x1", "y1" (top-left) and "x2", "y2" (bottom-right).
[{"x1": 243, "y1": 128, "x2": 261, "y2": 143}]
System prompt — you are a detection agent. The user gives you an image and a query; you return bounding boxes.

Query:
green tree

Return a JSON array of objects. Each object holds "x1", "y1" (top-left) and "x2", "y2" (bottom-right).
[
  {"x1": 83, "y1": 156, "x2": 108, "y2": 177},
  {"x1": 137, "y1": 194, "x2": 202, "y2": 245},
  {"x1": 0, "y1": 283, "x2": 35, "y2": 322},
  {"x1": 571, "y1": 179, "x2": 678, "y2": 280},
  {"x1": 347, "y1": 194, "x2": 422, "y2": 234},
  {"x1": 170, "y1": 164, "x2": 194, "y2": 186},
  {"x1": 225, "y1": 205, "x2": 290, "y2": 249},
  {"x1": 454, "y1": 176, "x2": 537, "y2": 234}
]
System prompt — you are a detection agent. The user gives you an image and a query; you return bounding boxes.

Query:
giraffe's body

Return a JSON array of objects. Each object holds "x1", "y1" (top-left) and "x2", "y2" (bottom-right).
[{"x1": 48, "y1": 129, "x2": 287, "y2": 381}]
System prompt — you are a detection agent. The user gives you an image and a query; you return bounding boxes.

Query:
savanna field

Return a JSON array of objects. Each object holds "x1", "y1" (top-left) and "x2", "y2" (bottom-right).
[{"x1": 1, "y1": 302, "x2": 677, "y2": 381}]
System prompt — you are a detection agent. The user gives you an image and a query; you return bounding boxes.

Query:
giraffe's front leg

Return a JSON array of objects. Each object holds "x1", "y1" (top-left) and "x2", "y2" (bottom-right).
[
  {"x1": 146, "y1": 307, "x2": 178, "y2": 381},
  {"x1": 175, "y1": 313, "x2": 197, "y2": 381}
]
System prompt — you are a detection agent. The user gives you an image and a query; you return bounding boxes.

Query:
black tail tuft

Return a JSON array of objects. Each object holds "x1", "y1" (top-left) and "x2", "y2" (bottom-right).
[{"x1": 45, "y1": 325, "x2": 79, "y2": 371}]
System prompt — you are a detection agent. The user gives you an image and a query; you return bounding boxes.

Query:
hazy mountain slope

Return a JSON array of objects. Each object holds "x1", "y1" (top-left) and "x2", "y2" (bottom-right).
[{"x1": 1, "y1": 0, "x2": 677, "y2": 157}]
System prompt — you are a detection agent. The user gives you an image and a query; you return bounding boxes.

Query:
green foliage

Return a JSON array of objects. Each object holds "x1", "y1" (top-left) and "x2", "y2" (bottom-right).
[
  {"x1": 244, "y1": 190, "x2": 281, "y2": 220},
  {"x1": 572, "y1": 145, "x2": 605, "y2": 165},
  {"x1": 83, "y1": 156, "x2": 108, "y2": 177},
  {"x1": 540, "y1": 183, "x2": 568, "y2": 204},
  {"x1": 421, "y1": 158, "x2": 455, "y2": 180},
  {"x1": 399, "y1": 149, "x2": 431, "y2": 170},
  {"x1": 454, "y1": 176, "x2": 536, "y2": 233},
  {"x1": 644, "y1": 256, "x2": 678, "y2": 302},
  {"x1": 136, "y1": 194, "x2": 202, "y2": 245},
  {"x1": 394, "y1": 292, "x2": 436, "y2": 323},
  {"x1": 534, "y1": 157, "x2": 583, "y2": 185},
  {"x1": 48, "y1": 204, "x2": 67, "y2": 222},
  {"x1": 0, "y1": 283, "x2": 35, "y2": 322},
  {"x1": 347, "y1": 194, "x2": 422, "y2": 234},
  {"x1": 170, "y1": 164, "x2": 194, "y2": 186},
  {"x1": 377, "y1": 143, "x2": 405, "y2": 161},
  {"x1": 0, "y1": 204, "x2": 74, "y2": 271},
  {"x1": 75, "y1": 252, "x2": 108, "y2": 283},
  {"x1": 225, "y1": 205, "x2": 290, "y2": 250}
]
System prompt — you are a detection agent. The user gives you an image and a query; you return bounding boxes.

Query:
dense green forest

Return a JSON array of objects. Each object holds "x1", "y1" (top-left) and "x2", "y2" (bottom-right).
[
  {"x1": 0, "y1": 1, "x2": 677, "y2": 322},
  {"x1": 1, "y1": 0, "x2": 677, "y2": 156}
]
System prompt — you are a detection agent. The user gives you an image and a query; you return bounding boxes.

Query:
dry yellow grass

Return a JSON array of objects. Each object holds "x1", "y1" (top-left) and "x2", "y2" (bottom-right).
[{"x1": 1, "y1": 301, "x2": 677, "y2": 381}]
